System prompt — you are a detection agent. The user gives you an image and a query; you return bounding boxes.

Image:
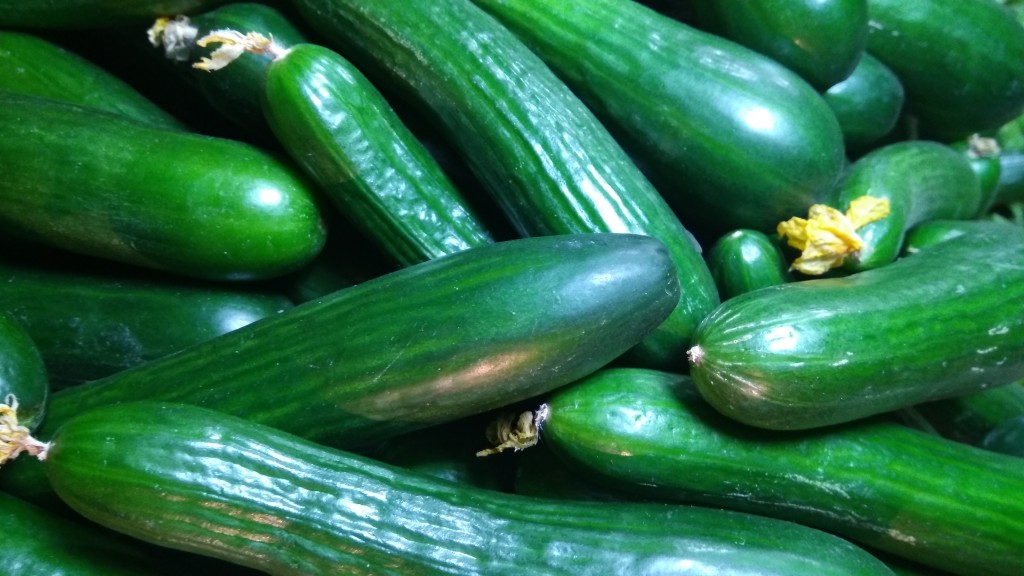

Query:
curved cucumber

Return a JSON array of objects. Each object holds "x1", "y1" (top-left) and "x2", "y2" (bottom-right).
[
  {"x1": 469, "y1": 0, "x2": 846, "y2": 239},
  {"x1": 688, "y1": 229, "x2": 1024, "y2": 430},
  {"x1": 823, "y1": 52, "x2": 904, "y2": 154},
  {"x1": 706, "y1": 229, "x2": 792, "y2": 300},
  {"x1": 0, "y1": 93, "x2": 326, "y2": 281},
  {"x1": 543, "y1": 368, "x2": 1024, "y2": 576},
  {"x1": 0, "y1": 234, "x2": 679, "y2": 502},
  {"x1": 38, "y1": 401, "x2": 897, "y2": 576},
  {"x1": 688, "y1": 0, "x2": 868, "y2": 89},
  {"x1": 0, "y1": 313, "x2": 47, "y2": 431},
  {"x1": 292, "y1": 0, "x2": 720, "y2": 370}
]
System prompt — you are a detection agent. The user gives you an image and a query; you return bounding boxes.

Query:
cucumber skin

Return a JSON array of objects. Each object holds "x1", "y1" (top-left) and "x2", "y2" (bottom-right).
[
  {"x1": 0, "y1": 31, "x2": 184, "y2": 130},
  {"x1": 263, "y1": 43, "x2": 495, "y2": 267},
  {"x1": 706, "y1": 229, "x2": 792, "y2": 300},
  {"x1": 865, "y1": 0, "x2": 1024, "y2": 141},
  {"x1": 0, "y1": 234, "x2": 679, "y2": 502},
  {"x1": 0, "y1": 261, "x2": 293, "y2": 389},
  {"x1": 830, "y1": 141, "x2": 982, "y2": 271},
  {"x1": 44, "y1": 401, "x2": 898, "y2": 576},
  {"x1": 292, "y1": 0, "x2": 720, "y2": 371},
  {"x1": 0, "y1": 94, "x2": 326, "y2": 281},
  {"x1": 0, "y1": 313, "x2": 47, "y2": 431},
  {"x1": 0, "y1": 0, "x2": 234, "y2": 29},
  {"x1": 689, "y1": 0, "x2": 868, "y2": 90},
  {"x1": 689, "y1": 229, "x2": 1024, "y2": 430},
  {"x1": 469, "y1": 0, "x2": 846, "y2": 239},
  {"x1": 543, "y1": 368, "x2": 1024, "y2": 576},
  {"x1": 823, "y1": 52, "x2": 905, "y2": 154}
]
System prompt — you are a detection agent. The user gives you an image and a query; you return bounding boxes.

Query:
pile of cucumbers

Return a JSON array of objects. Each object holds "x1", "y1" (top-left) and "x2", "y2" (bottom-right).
[{"x1": 1, "y1": 0, "x2": 1023, "y2": 574}]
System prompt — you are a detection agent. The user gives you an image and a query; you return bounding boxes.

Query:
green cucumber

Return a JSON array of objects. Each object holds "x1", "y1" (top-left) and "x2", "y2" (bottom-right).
[
  {"x1": 292, "y1": 0, "x2": 720, "y2": 370},
  {"x1": 0, "y1": 313, "x2": 47, "y2": 431},
  {"x1": 981, "y1": 414, "x2": 1024, "y2": 457},
  {"x1": 865, "y1": 0, "x2": 1024, "y2": 140},
  {"x1": 994, "y1": 152, "x2": 1024, "y2": 206},
  {"x1": 0, "y1": 31, "x2": 184, "y2": 130},
  {"x1": 687, "y1": 228, "x2": 1024, "y2": 430},
  {"x1": 907, "y1": 382, "x2": 1024, "y2": 446},
  {"x1": 0, "y1": 233, "x2": 679, "y2": 503},
  {"x1": 542, "y1": 367, "x2": 1024, "y2": 576},
  {"x1": 902, "y1": 218, "x2": 1024, "y2": 255},
  {"x1": 0, "y1": 260, "x2": 293, "y2": 389},
  {"x1": 36, "y1": 401, "x2": 896, "y2": 575},
  {"x1": 706, "y1": 229, "x2": 792, "y2": 300},
  {"x1": 0, "y1": 92, "x2": 326, "y2": 281},
  {"x1": 823, "y1": 52, "x2": 905, "y2": 154},
  {"x1": 688, "y1": 0, "x2": 868, "y2": 90},
  {"x1": 0, "y1": 0, "x2": 236, "y2": 29},
  {"x1": 468, "y1": 0, "x2": 846, "y2": 239}
]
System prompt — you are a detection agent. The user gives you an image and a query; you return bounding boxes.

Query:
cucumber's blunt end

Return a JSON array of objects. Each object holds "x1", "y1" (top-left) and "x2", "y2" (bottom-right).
[
  {"x1": 686, "y1": 344, "x2": 704, "y2": 367},
  {"x1": 0, "y1": 395, "x2": 49, "y2": 466}
]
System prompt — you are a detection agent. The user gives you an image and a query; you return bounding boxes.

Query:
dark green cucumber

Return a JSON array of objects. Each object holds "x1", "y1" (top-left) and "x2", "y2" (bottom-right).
[
  {"x1": 981, "y1": 414, "x2": 1024, "y2": 457},
  {"x1": 688, "y1": 0, "x2": 868, "y2": 89},
  {"x1": 0, "y1": 234, "x2": 679, "y2": 502},
  {"x1": 38, "y1": 401, "x2": 897, "y2": 576},
  {"x1": 0, "y1": 313, "x2": 47, "y2": 431},
  {"x1": 994, "y1": 152, "x2": 1024, "y2": 206},
  {"x1": 907, "y1": 382, "x2": 1024, "y2": 446},
  {"x1": 543, "y1": 368, "x2": 1024, "y2": 576},
  {"x1": 823, "y1": 52, "x2": 905, "y2": 154},
  {"x1": 0, "y1": 92, "x2": 326, "y2": 281},
  {"x1": 688, "y1": 229, "x2": 1024, "y2": 430},
  {"x1": 0, "y1": 260, "x2": 293, "y2": 389},
  {"x1": 292, "y1": 0, "x2": 720, "y2": 370},
  {"x1": 0, "y1": 0, "x2": 236, "y2": 29},
  {"x1": 827, "y1": 141, "x2": 983, "y2": 271},
  {"x1": 865, "y1": 0, "x2": 1024, "y2": 140},
  {"x1": 0, "y1": 31, "x2": 184, "y2": 130},
  {"x1": 468, "y1": 0, "x2": 846, "y2": 239},
  {"x1": 706, "y1": 229, "x2": 792, "y2": 300},
  {"x1": 902, "y1": 218, "x2": 1024, "y2": 255}
]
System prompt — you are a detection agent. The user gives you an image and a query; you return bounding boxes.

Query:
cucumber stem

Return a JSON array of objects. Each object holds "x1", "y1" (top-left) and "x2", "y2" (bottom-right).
[
  {"x1": 147, "y1": 16, "x2": 199, "y2": 63},
  {"x1": 476, "y1": 404, "x2": 549, "y2": 457},
  {"x1": 0, "y1": 395, "x2": 49, "y2": 465}
]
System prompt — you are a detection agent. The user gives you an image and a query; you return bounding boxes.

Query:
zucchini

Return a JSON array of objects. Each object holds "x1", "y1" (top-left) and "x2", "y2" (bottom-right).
[
  {"x1": 542, "y1": 367, "x2": 1024, "y2": 576},
  {"x1": 34, "y1": 400, "x2": 897, "y2": 575},
  {"x1": 467, "y1": 0, "x2": 846, "y2": 239},
  {"x1": 0, "y1": 260, "x2": 293, "y2": 389},
  {"x1": 0, "y1": 0, "x2": 236, "y2": 29},
  {"x1": 0, "y1": 313, "x2": 47, "y2": 431},
  {"x1": 0, "y1": 31, "x2": 184, "y2": 130},
  {"x1": 0, "y1": 92, "x2": 326, "y2": 281},
  {"x1": 291, "y1": 0, "x2": 720, "y2": 370},
  {"x1": 706, "y1": 229, "x2": 792, "y2": 300},
  {"x1": 865, "y1": 0, "x2": 1024, "y2": 140},
  {"x1": 687, "y1": 228, "x2": 1024, "y2": 430},
  {"x1": 823, "y1": 52, "x2": 905, "y2": 155},
  {"x1": 0, "y1": 233, "x2": 679, "y2": 502},
  {"x1": 688, "y1": 0, "x2": 868, "y2": 90}
]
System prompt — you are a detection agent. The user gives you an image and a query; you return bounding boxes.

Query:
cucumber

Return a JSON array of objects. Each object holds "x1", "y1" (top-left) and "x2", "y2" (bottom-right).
[
  {"x1": 865, "y1": 0, "x2": 1024, "y2": 140},
  {"x1": 706, "y1": 229, "x2": 792, "y2": 300},
  {"x1": 0, "y1": 233, "x2": 679, "y2": 502},
  {"x1": 907, "y1": 382, "x2": 1024, "y2": 446},
  {"x1": 35, "y1": 400, "x2": 897, "y2": 575},
  {"x1": 902, "y1": 218, "x2": 1024, "y2": 255},
  {"x1": 0, "y1": 313, "x2": 47, "y2": 431},
  {"x1": 0, "y1": 92, "x2": 326, "y2": 281},
  {"x1": 688, "y1": 0, "x2": 868, "y2": 89},
  {"x1": 542, "y1": 367, "x2": 1024, "y2": 576},
  {"x1": 291, "y1": 0, "x2": 720, "y2": 370},
  {"x1": 0, "y1": 31, "x2": 184, "y2": 130},
  {"x1": 981, "y1": 414, "x2": 1024, "y2": 457},
  {"x1": 823, "y1": 52, "x2": 904, "y2": 154},
  {"x1": 0, "y1": 260, "x2": 293, "y2": 389},
  {"x1": 0, "y1": 0, "x2": 236, "y2": 29},
  {"x1": 468, "y1": 0, "x2": 846, "y2": 239},
  {"x1": 687, "y1": 228, "x2": 1024, "y2": 430},
  {"x1": 994, "y1": 152, "x2": 1024, "y2": 206}
]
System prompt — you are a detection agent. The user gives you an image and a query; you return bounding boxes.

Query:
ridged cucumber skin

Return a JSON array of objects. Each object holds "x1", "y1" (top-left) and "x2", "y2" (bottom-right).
[
  {"x1": 0, "y1": 0, "x2": 235, "y2": 29},
  {"x1": 689, "y1": 0, "x2": 868, "y2": 90},
  {"x1": 0, "y1": 93, "x2": 326, "y2": 281},
  {"x1": 292, "y1": 0, "x2": 720, "y2": 371},
  {"x1": 823, "y1": 52, "x2": 904, "y2": 154},
  {"x1": 543, "y1": 368, "x2": 1024, "y2": 576},
  {"x1": 0, "y1": 261, "x2": 293, "y2": 389},
  {"x1": 865, "y1": 0, "x2": 1024, "y2": 141},
  {"x1": 0, "y1": 234, "x2": 679, "y2": 502},
  {"x1": 706, "y1": 229, "x2": 791, "y2": 300},
  {"x1": 828, "y1": 141, "x2": 982, "y2": 271},
  {"x1": 0, "y1": 313, "x2": 47, "y2": 431},
  {"x1": 688, "y1": 229, "x2": 1024, "y2": 430},
  {"x1": 263, "y1": 43, "x2": 496, "y2": 267},
  {"x1": 0, "y1": 31, "x2": 184, "y2": 130},
  {"x1": 43, "y1": 401, "x2": 898, "y2": 576},
  {"x1": 468, "y1": 0, "x2": 846, "y2": 240}
]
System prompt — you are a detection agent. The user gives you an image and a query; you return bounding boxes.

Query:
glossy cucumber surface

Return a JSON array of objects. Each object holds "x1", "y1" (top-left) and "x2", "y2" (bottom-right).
[
  {"x1": 470, "y1": 0, "x2": 846, "y2": 239},
  {"x1": 688, "y1": 229, "x2": 1024, "y2": 430},
  {"x1": 823, "y1": 52, "x2": 904, "y2": 154},
  {"x1": 40, "y1": 401, "x2": 898, "y2": 576},
  {"x1": 0, "y1": 93, "x2": 326, "y2": 281},
  {"x1": 0, "y1": 313, "x2": 47, "y2": 431},
  {"x1": 706, "y1": 229, "x2": 791, "y2": 300},
  {"x1": 292, "y1": 0, "x2": 720, "y2": 371},
  {"x1": 543, "y1": 368, "x2": 1024, "y2": 576}
]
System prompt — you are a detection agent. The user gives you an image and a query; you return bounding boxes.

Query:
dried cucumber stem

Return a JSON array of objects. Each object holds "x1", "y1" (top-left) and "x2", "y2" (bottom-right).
[
  {"x1": 193, "y1": 29, "x2": 287, "y2": 71},
  {"x1": 476, "y1": 404, "x2": 550, "y2": 457},
  {"x1": 777, "y1": 195, "x2": 890, "y2": 275},
  {"x1": 148, "y1": 16, "x2": 199, "y2": 63},
  {"x1": 0, "y1": 395, "x2": 48, "y2": 465},
  {"x1": 966, "y1": 133, "x2": 1000, "y2": 159}
]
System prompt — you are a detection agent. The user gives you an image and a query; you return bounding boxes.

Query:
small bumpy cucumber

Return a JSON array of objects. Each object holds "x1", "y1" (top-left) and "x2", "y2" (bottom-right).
[{"x1": 706, "y1": 229, "x2": 792, "y2": 300}]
